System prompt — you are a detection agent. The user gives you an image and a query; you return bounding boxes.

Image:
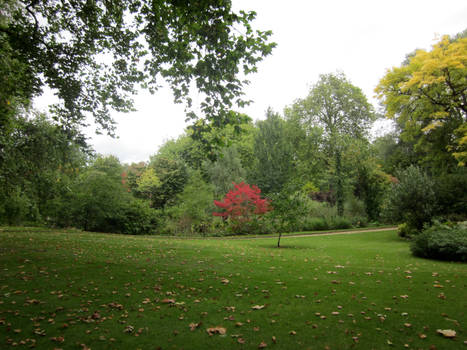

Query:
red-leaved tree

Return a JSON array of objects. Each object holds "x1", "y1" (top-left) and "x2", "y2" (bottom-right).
[{"x1": 213, "y1": 182, "x2": 271, "y2": 224}]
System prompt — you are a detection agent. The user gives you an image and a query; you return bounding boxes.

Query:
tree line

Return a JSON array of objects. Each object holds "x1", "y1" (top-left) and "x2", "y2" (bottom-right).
[{"x1": 1, "y1": 63, "x2": 465, "y2": 235}]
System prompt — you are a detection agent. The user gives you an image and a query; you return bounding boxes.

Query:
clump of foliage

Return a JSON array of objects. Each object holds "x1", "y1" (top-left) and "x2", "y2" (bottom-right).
[
  {"x1": 411, "y1": 222, "x2": 467, "y2": 262},
  {"x1": 47, "y1": 155, "x2": 160, "y2": 235},
  {"x1": 164, "y1": 171, "x2": 215, "y2": 235},
  {"x1": 383, "y1": 165, "x2": 436, "y2": 233},
  {"x1": 397, "y1": 223, "x2": 419, "y2": 238},
  {"x1": 214, "y1": 182, "x2": 271, "y2": 234}
]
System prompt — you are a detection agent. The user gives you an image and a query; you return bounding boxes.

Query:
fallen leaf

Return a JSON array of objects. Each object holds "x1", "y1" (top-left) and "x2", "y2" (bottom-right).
[
  {"x1": 124, "y1": 325, "x2": 134, "y2": 333},
  {"x1": 50, "y1": 336, "x2": 64, "y2": 343},
  {"x1": 258, "y1": 341, "x2": 267, "y2": 348},
  {"x1": 161, "y1": 299, "x2": 175, "y2": 304},
  {"x1": 189, "y1": 322, "x2": 200, "y2": 331},
  {"x1": 206, "y1": 326, "x2": 227, "y2": 336},
  {"x1": 252, "y1": 305, "x2": 265, "y2": 310},
  {"x1": 237, "y1": 338, "x2": 245, "y2": 344},
  {"x1": 436, "y1": 329, "x2": 456, "y2": 338}
]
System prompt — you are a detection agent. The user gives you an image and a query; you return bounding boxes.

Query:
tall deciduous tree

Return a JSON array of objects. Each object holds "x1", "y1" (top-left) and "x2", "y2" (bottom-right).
[
  {"x1": 296, "y1": 72, "x2": 376, "y2": 216},
  {"x1": 376, "y1": 34, "x2": 467, "y2": 168},
  {"x1": 0, "y1": 0, "x2": 275, "y2": 137},
  {"x1": 252, "y1": 109, "x2": 294, "y2": 195}
]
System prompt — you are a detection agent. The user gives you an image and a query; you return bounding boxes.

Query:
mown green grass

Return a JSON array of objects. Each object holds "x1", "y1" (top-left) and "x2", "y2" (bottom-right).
[{"x1": 0, "y1": 227, "x2": 465, "y2": 349}]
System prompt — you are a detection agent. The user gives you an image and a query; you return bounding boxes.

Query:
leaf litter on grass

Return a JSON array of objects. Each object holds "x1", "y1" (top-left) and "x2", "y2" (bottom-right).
[{"x1": 0, "y1": 228, "x2": 466, "y2": 349}]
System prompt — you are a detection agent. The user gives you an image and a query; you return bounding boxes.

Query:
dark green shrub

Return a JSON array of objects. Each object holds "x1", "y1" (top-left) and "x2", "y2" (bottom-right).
[
  {"x1": 119, "y1": 199, "x2": 160, "y2": 235},
  {"x1": 410, "y1": 222, "x2": 467, "y2": 262},
  {"x1": 434, "y1": 169, "x2": 467, "y2": 220},
  {"x1": 329, "y1": 216, "x2": 352, "y2": 230},
  {"x1": 302, "y1": 217, "x2": 329, "y2": 231},
  {"x1": 383, "y1": 166, "x2": 436, "y2": 232}
]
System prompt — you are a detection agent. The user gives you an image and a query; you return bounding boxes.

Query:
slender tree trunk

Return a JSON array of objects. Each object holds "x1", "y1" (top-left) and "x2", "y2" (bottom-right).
[
  {"x1": 277, "y1": 232, "x2": 282, "y2": 248},
  {"x1": 336, "y1": 151, "x2": 344, "y2": 217}
]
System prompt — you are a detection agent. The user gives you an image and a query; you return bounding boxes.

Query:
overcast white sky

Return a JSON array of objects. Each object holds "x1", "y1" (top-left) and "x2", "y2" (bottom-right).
[{"x1": 35, "y1": 0, "x2": 467, "y2": 164}]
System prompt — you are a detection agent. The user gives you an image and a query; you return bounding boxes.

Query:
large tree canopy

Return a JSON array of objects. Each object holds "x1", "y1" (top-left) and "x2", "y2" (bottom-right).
[
  {"x1": 293, "y1": 72, "x2": 376, "y2": 216},
  {"x1": 0, "y1": 0, "x2": 275, "y2": 136},
  {"x1": 376, "y1": 34, "x2": 467, "y2": 167}
]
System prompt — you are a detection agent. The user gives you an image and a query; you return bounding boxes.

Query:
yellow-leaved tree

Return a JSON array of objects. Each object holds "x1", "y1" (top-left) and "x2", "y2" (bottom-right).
[{"x1": 376, "y1": 34, "x2": 467, "y2": 167}]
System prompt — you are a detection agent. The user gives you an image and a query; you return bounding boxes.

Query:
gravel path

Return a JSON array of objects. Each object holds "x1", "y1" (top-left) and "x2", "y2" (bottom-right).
[{"x1": 226, "y1": 227, "x2": 397, "y2": 240}]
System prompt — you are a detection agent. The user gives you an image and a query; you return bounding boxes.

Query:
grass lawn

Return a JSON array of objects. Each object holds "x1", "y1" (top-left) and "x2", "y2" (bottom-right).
[{"x1": 0, "y1": 227, "x2": 465, "y2": 349}]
